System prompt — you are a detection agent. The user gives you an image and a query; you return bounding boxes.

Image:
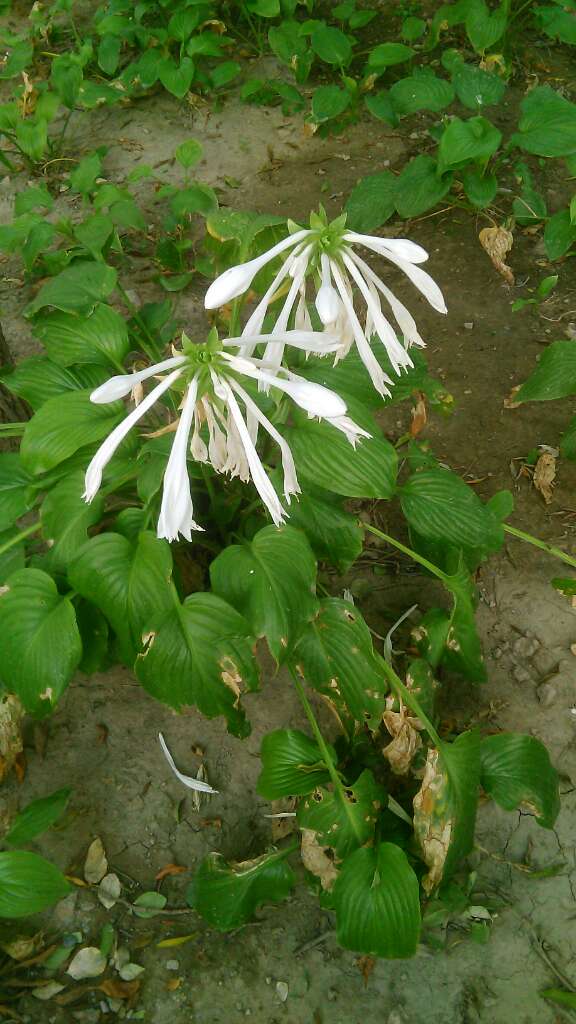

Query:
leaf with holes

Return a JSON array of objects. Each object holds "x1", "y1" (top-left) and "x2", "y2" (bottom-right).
[
  {"x1": 290, "y1": 598, "x2": 388, "y2": 724},
  {"x1": 210, "y1": 525, "x2": 318, "y2": 662},
  {"x1": 187, "y1": 848, "x2": 295, "y2": 931},
  {"x1": 257, "y1": 729, "x2": 332, "y2": 799},
  {"x1": 135, "y1": 593, "x2": 258, "y2": 738},
  {"x1": 332, "y1": 843, "x2": 420, "y2": 958},
  {"x1": 297, "y1": 770, "x2": 385, "y2": 859},
  {"x1": 0, "y1": 568, "x2": 82, "y2": 716},
  {"x1": 480, "y1": 734, "x2": 560, "y2": 828}
]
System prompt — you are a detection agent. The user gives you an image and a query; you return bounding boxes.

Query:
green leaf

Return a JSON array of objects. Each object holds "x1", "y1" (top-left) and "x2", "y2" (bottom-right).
[
  {"x1": 98, "y1": 34, "x2": 120, "y2": 74},
  {"x1": 135, "y1": 592, "x2": 258, "y2": 737},
  {"x1": 544, "y1": 209, "x2": 576, "y2": 260},
  {"x1": 516, "y1": 341, "x2": 576, "y2": 402},
  {"x1": 132, "y1": 891, "x2": 167, "y2": 919},
  {"x1": 5, "y1": 788, "x2": 71, "y2": 846},
  {"x1": 536, "y1": 0, "x2": 576, "y2": 45},
  {"x1": 390, "y1": 74, "x2": 454, "y2": 115},
  {"x1": 414, "y1": 730, "x2": 480, "y2": 892},
  {"x1": 187, "y1": 848, "x2": 295, "y2": 931},
  {"x1": 41, "y1": 472, "x2": 104, "y2": 572},
  {"x1": 0, "y1": 568, "x2": 82, "y2": 715},
  {"x1": 438, "y1": 116, "x2": 502, "y2": 175},
  {"x1": 170, "y1": 184, "x2": 218, "y2": 219},
  {"x1": 20, "y1": 389, "x2": 123, "y2": 476},
  {"x1": 465, "y1": 0, "x2": 508, "y2": 52},
  {"x1": 0, "y1": 529, "x2": 25, "y2": 584},
  {"x1": 311, "y1": 25, "x2": 352, "y2": 66},
  {"x1": 0, "y1": 454, "x2": 33, "y2": 530},
  {"x1": 364, "y1": 91, "x2": 398, "y2": 126},
  {"x1": 257, "y1": 729, "x2": 331, "y2": 799},
  {"x1": 158, "y1": 57, "x2": 195, "y2": 99},
  {"x1": 480, "y1": 734, "x2": 560, "y2": 828},
  {"x1": 284, "y1": 418, "x2": 397, "y2": 499},
  {"x1": 332, "y1": 843, "x2": 420, "y2": 957},
  {"x1": 395, "y1": 155, "x2": 452, "y2": 218},
  {"x1": 367, "y1": 43, "x2": 415, "y2": 70},
  {"x1": 246, "y1": 0, "x2": 280, "y2": 15},
  {"x1": 76, "y1": 599, "x2": 109, "y2": 675},
  {"x1": 26, "y1": 263, "x2": 117, "y2": 316},
  {"x1": 0, "y1": 852, "x2": 71, "y2": 918},
  {"x1": 210, "y1": 525, "x2": 318, "y2": 662},
  {"x1": 210, "y1": 61, "x2": 241, "y2": 90},
  {"x1": 462, "y1": 167, "x2": 497, "y2": 207},
  {"x1": 541, "y1": 990, "x2": 576, "y2": 1010},
  {"x1": 298, "y1": 770, "x2": 386, "y2": 858},
  {"x1": 452, "y1": 64, "x2": 506, "y2": 110},
  {"x1": 512, "y1": 85, "x2": 576, "y2": 158},
  {"x1": 345, "y1": 170, "x2": 397, "y2": 231},
  {"x1": 400, "y1": 469, "x2": 503, "y2": 550},
  {"x1": 401, "y1": 15, "x2": 427, "y2": 42},
  {"x1": 69, "y1": 531, "x2": 174, "y2": 666},
  {"x1": 69, "y1": 152, "x2": 103, "y2": 198},
  {"x1": 282, "y1": 486, "x2": 362, "y2": 571},
  {"x1": 15, "y1": 184, "x2": 53, "y2": 215},
  {"x1": 34, "y1": 304, "x2": 130, "y2": 368},
  {"x1": 174, "y1": 138, "x2": 203, "y2": 169},
  {"x1": 16, "y1": 118, "x2": 48, "y2": 162},
  {"x1": 0, "y1": 357, "x2": 108, "y2": 410},
  {"x1": 311, "y1": 85, "x2": 351, "y2": 123},
  {"x1": 291, "y1": 598, "x2": 388, "y2": 724},
  {"x1": 0, "y1": 41, "x2": 33, "y2": 80},
  {"x1": 561, "y1": 416, "x2": 576, "y2": 460}
]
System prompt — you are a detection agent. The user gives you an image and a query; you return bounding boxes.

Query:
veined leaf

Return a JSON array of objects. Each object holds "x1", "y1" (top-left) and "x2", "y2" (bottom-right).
[
  {"x1": 400, "y1": 468, "x2": 503, "y2": 551},
  {"x1": 297, "y1": 770, "x2": 385, "y2": 858},
  {"x1": 187, "y1": 848, "x2": 295, "y2": 930},
  {"x1": 257, "y1": 729, "x2": 332, "y2": 799},
  {"x1": 5, "y1": 788, "x2": 71, "y2": 846},
  {"x1": 26, "y1": 262, "x2": 118, "y2": 316},
  {"x1": 511, "y1": 86, "x2": 576, "y2": 158},
  {"x1": 516, "y1": 341, "x2": 576, "y2": 402},
  {"x1": 284, "y1": 419, "x2": 397, "y2": 500},
  {"x1": 345, "y1": 170, "x2": 397, "y2": 232},
  {"x1": 0, "y1": 852, "x2": 71, "y2": 918},
  {"x1": 480, "y1": 734, "x2": 560, "y2": 828},
  {"x1": 35, "y1": 304, "x2": 130, "y2": 368},
  {"x1": 0, "y1": 454, "x2": 33, "y2": 530},
  {"x1": 20, "y1": 389, "x2": 124, "y2": 476},
  {"x1": 41, "y1": 472, "x2": 105, "y2": 572}
]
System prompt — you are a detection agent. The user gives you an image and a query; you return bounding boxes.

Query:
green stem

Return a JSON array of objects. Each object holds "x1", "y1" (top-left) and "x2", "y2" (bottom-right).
[
  {"x1": 291, "y1": 674, "x2": 342, "y2": 791},
  {"x1": 362, "y1": 522, "x2": 447, "y2": 582},
  {"x1": 504, "y1": 523, "x2": 576, "y2": 571},
  {"x1": 378, "y1": 656, "x2": 442, "y2": 748},
  {"x1": 116, "y1": 282, "x2": 160, "y2": 361},
  {"x1": 0, "y1": 423, "x2": 26, "y2": 436},
  {"x1": 0, "y1": 521, "x2": 42, "y2": 557}
]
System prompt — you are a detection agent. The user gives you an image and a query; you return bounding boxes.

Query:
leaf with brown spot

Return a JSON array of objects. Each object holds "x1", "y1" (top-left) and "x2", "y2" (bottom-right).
[
  {"x1": 300, "y1": 829, "x2": 339, "y2": 892},
  {"x1": 382, "y1": 698, "x2": 423, "y2": 776},
  {"x1": 155, "y1": 863, "x2": 187, "y2": 882},
  {"x1": 413, "y1": 731, "x2": 480, "y2": 893},
  {"x1": 409, "y1": 392, "x2": 427, "y2": 438},
  {"x1": 479, "y1": 225, "x2": 514, "y2": 284}
]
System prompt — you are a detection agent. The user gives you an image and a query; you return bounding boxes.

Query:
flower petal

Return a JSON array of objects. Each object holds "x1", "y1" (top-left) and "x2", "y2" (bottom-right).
[
  {"x1": 224, "y1": 330, "x2": 341, "y2": 353},
  {"x1": 347, "y1": 249, "x2": 426, "y2": 348},
  {"x1": 228, "y1": 378, "x2": 300, "y2": 501},
  {"x1": 90, "y1": 356, "x2": 186, "y2": 404},
  {"x1": 222, "y1": 353, "x2": 347, "y2": 418},
  {"x1": 83, "y1": 368, "x2": 183, "y2": 502},
  {"x1": 159, "y1": 733, "x2": 218, "y2": 794},
  {"x1": 157, "y1": 374, "x2": 204, "y2": 542},
  {"x1": 204, "y1": 229, "x2": 311, "y2": 309},
  {"x1": 344, "y1": 232, "x2": 429, "y2": 264},
  {"x1": 330, "y1": 260, "x2": 393, "y2": 398},
  {"x1": 341, "y1": 250, "x2": 413, "y2": 374}
]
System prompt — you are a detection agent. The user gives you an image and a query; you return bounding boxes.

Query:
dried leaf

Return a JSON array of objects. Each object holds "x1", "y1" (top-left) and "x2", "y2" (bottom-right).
[
  {"x1": 99, "y1": 977, "x2": 141, "y2": 1001},
  {"x1": 0, "y1": 933, "x2": 42, "y2": 961},
  {"x1": 0, "y1": 695, "x2": 24, "y2": 782},
  {"x1": 356, "y1": 954, "x2": 375, "y2": 987},
  {"x1": 67, "y1": 947, "x2": 106, "y2": 980},
  {"x1": 533, "y1": 452, "x2": 556, "y2": 504},
  {"x1": 413, "y1": 749, "x2": 451, "y2": 894},
  {"x1": 270, "y1": 797, "x2": 298, "y2": 841},
  {"x1": 166, "y1": 977, "x2": 182, "y2": 991},
  {"x1": 155, "y1": 863, "x2": 187, "y2": 882},
  {"x1": 31, "y1": 981, "x2": 66, "y2": 1001},
  {"x1": 382, "y1": 698, "x2": 423, "y2": 776},
  {"x1": 84, "y1": 837, "x2": 108, "y2": 884},
  {"x1": 98, "y1": 873, "x2": 121, "y2": 909},
  {"x1": 503, "y1": 385, "x2": 521, "y2": 409},
  {"x1": 300, "y1": 829, "x2": 339, "y2": 892},
  {"x1": 479, "y1": 226, "x2": 514, "y2": 285},
  {"x1": 409, "y1": 393, "x2": 427, "y2": 438}
]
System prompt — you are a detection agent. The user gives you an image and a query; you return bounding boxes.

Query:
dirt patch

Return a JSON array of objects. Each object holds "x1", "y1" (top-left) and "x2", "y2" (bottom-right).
[{"x1": 2, "y1": 77, "x2": 576, "y2": 1024}]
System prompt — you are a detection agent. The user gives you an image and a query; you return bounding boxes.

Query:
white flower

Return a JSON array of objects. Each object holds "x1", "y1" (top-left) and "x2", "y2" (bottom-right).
[
  {"x1": 83, "y1": 332, "x2": 364, "y2": 537},
  {"x1": 204, "y1": 212, "x2": 447, "y2": 397}
]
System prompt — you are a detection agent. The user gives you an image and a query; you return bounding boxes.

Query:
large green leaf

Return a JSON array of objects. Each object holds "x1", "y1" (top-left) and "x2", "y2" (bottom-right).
[
  {"x1": 395, "y1": 155, "x2": 452, "y2": 218},
  {"x1": 480, "y1": 734, "x2": 560, "y2": 828},
  {"x1": 0, "y1": 852, "x2": 71, "y2": 918},
  {"x1": 0, "y1": 357, "x2": 109, "y2": 411},
  {"x1": 34, "y1": 304, "x2": 130, "y2": 367},
  {"x1": 69, "y1": 531, "x2": 174, "y2": 665},
  {"x1": 511, "y1": 86, "x2": 576, "y2": 158},
  {"x1": 0, "y1": 529, "x2": 25, "y2": 584},
  {"x1": 26, "y1": 262, "x2": 118, "y2": 316},
  {"x1": 516, "y1": 340, "x2": 576, "y2": 402},
  {"x1": 20, "y1": 389, "x2": 124, "y2": 475},
  {"x1": 5, "y1": 787, "x2": 71, "y2": 847},
  {"x1": 413, "y1": 557, "x2": 486, "y2": 682},
  {"x1": 390, "y1": 74, "x2": 454, "y2": 115},
  {"x1": 452, "y1": 64, "x2": 506, "y2": 110},
  {"x1": 536, "y1": 1, "x2": 576, "y2": 45},
  {"x1": 284, "y1": 419, "x2": 397, "y2": 499},
  {"x1": 0, "y1": 454, "x2": 33, "y2": 530},
  {"x1": 297, "y1": 770, "x2": 385, "y2": 858},
  {"x1": 438, "y1": 116, "x2": 502, "y2": 175},
  {"x1": 135, "y1": 592, "x2": 259, "y2": 737},
  {"x1": 210, "y1": 525, "x2": 318, "y2": 662},
  {"x1": 0, "y1": 568, "x2": 82, "y2": 715},
  {"x1": 187, "y1": 848, "x2": 295, "y2": 931},
  {"x1": 311, "y1": 85, "x2": 351, "y2": 123},
  {"x1": 345, "y1": 171, "x2": 397, "y2": 232},
  {"x1": 544, "y1": 210, "x2": 576, "y2": 261},
  {"x1": 400, "y1": 468, "x2": 503, "y2": 551},
  {"x1": 257, "y1": 729, "x2": 332, "y2": 799},
  {"x1": 332, "y1": 843, "x2": 420, "y2": 957},
  {"x1": 291, "y1": 598, "x2": 388, "y2": 724},
  {"x1": 285, "y1": 489, "x2": 362, "y2": 571},
  {"x1": 311, "y1": 25, "x2": 352, "y2": 66},
  {"x1": 414, "y1": 730, "x2": 481, "y2": 892},
  {"x1": 465, "y1": 0, "x2": 508, "y2": 52},
  {"x1": 41, "y1": 472, "x2": 105, "y2": 572},
  {"x1": 367, "y1": 43, "x2": 414, "y2": 70}
]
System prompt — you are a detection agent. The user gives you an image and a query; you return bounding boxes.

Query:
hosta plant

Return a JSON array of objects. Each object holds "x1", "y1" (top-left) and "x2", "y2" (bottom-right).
[{"x1": 0, "y1": 207, "x2": 563, "y2": 955}]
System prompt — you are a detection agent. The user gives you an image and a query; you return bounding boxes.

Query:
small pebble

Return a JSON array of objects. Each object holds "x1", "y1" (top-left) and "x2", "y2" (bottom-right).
[
  {"x1": 166, "y1": 959, "x2": 179, "y2": 971},
  {"x1": 513, "y1": 665, "x2": 532, "y2": 684},
  {"x1": 537, "y1": 681, "x2": 557, "y2": 707},
  {"x1": 512, "y1": 636, "x2": 539, "y2": 658},
  {"x1": 276, "y1": 981, "x2": 289, "y2": 1002},
  {"x1": 464, "y1": 322, "x2": 474, "y2": 329}
]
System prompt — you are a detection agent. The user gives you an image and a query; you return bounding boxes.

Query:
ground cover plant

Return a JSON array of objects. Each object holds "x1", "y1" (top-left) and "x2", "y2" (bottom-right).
[{"x1": 0, "y1": 0, "x2": 575, "y2": 1016}]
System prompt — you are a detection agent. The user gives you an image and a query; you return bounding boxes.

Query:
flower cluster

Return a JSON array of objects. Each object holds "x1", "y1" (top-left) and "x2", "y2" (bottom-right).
[{"x1": 84, "y1": 211, "x2": 445, "y2": 541}]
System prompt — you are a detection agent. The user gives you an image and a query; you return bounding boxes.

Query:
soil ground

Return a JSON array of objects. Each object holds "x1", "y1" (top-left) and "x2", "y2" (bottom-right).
[{"x1": 2, "y1": 25, "x2": 576, "y2": 1024}]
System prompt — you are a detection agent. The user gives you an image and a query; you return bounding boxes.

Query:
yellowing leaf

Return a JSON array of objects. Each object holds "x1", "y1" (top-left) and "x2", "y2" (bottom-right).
[{"x1": 156, "y1": 933, "x2": 197, "y2": 948}]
